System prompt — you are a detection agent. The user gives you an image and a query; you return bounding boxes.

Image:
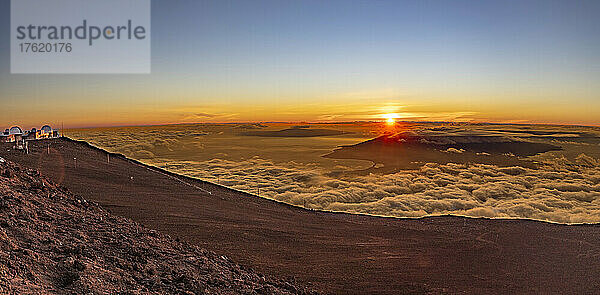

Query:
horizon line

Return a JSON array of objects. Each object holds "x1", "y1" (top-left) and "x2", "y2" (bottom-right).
[{"x1": 7, "y1": 120, "x2": 594, "y2": 130}]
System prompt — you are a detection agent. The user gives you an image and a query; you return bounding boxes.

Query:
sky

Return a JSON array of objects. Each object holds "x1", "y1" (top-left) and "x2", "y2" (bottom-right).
[{"x1": 0, "y1": 0, "x2": 599, "y2": 128}]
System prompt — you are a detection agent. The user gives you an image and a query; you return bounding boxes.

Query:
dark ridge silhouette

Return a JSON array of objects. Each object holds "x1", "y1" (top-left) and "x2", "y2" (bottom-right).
[{"x1": 324, "y1": 132, "x2": 561, "y2": 172}]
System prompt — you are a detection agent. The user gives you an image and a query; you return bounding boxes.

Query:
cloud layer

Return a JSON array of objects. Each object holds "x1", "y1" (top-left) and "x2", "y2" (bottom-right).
[
  {"x1": 69, "y1": 124, "x2": 600, "y2": 224},
  {"x1": 159, "y1": 154, "x2": 600, "y2": 224}
]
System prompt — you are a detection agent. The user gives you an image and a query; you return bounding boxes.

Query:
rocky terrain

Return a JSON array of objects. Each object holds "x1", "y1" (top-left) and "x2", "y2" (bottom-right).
[{"x1": 0, "y1": 157, "x2": 314, "y2": 294}]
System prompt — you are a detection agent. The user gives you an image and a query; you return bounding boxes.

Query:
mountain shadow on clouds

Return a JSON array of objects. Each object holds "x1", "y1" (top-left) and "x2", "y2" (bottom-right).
[{"x1": 324, "y1": 131, "x2": 561, "y2": 174}]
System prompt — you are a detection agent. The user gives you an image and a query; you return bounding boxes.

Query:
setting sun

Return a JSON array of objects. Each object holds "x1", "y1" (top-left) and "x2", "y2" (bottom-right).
[{"x1": 383, "y1": 113, "x2": 399, "y2": 125}]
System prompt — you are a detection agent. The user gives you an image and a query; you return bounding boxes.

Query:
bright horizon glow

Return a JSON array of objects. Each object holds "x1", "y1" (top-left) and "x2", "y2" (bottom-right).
[
  {"x1": 5, "y1": 118, "x2": 600, "y2": 132},
  {"x1": 382, "y1": 113, "x2": 399, "y2": 125}
]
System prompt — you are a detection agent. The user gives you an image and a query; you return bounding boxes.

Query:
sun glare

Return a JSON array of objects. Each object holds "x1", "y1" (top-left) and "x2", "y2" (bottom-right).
[{"x1": 383, "y1": 113, "x2": 399, "y2": 125}]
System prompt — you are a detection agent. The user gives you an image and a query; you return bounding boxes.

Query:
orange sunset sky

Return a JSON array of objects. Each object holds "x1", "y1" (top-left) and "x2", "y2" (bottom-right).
[{"x1": 1, "y1": 0, "x2": 598, "y2": 128}]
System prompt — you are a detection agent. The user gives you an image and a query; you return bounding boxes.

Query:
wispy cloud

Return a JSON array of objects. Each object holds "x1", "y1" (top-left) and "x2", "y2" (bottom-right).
[{"x1": 179, "y1": 112, "x2": 239, "y2": 122}]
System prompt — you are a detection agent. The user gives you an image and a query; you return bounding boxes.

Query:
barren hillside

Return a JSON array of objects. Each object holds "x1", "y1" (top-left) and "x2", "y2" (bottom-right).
[{"x1": 0, "y1": 157, "x2": 314, "y2": 294}]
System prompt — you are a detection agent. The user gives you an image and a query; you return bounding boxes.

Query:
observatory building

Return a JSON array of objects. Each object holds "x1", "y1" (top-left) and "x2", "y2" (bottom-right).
[{"x1": 0, "y1": 125, "x2": 60, "y2": 143}]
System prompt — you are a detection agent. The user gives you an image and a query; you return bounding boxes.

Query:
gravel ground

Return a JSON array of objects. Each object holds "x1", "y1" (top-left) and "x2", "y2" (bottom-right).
[{"x1": 0, "y1": 159, "x2": 316, "y2": 294}]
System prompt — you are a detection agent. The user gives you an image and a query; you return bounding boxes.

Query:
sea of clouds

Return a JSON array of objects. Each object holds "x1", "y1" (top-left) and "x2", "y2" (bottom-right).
[
  {"x1": 157, "y1": 154, "x2": 600, "y2": 224},
  {"x1": 71, "y1": 126, "x2": 600, "y2": 224}
]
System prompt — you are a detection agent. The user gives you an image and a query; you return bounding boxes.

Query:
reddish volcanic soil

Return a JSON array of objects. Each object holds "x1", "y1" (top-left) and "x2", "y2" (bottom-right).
[
  {"x1": 0, "y1": 156, "x2": 314, "y2": 294},
  {"x1": 2, "y1": 138, "x2": 600, "y2": 294}
]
